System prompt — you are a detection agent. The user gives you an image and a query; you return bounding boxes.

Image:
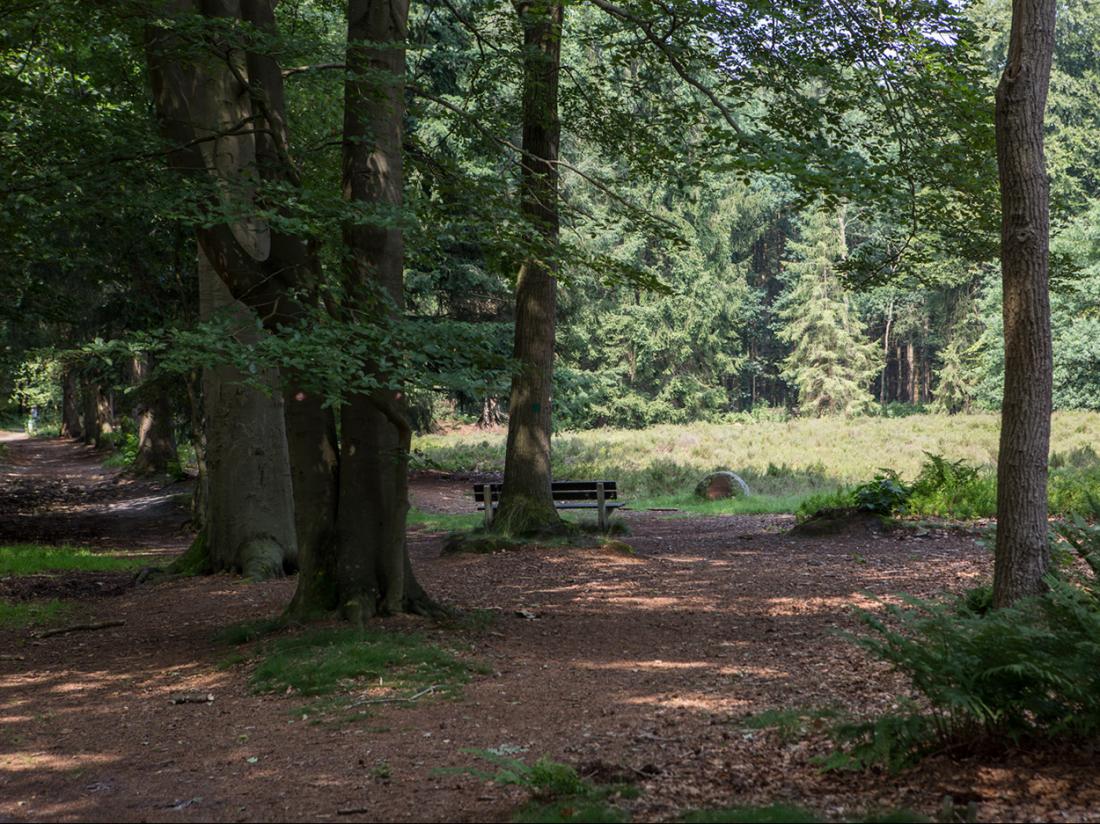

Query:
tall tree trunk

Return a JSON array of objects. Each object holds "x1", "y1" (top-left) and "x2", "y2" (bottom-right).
[
  {"x1": 61, "y1": 367, "x2": 82, "y2": 439},
  {"x1": 198, "y1": 246, "x2": 298, "y2": 579},
  {"x1": 331, "y1": 0, "x2": 433, "y2": 621},
  {"x1": 81, "y1": 378, "x2": 98, "y2": 446},
  {"x1": 880, "y1": 299, "x2": 893, "y2": 406},
  {"x1": 147, "y1": 1, "x2": 339, "y2": 586},
  {"x1": 906, "y1": 341, "x2": 916, "y2": 403},
  {"x1": 130, "y1": 355, "x2": 178, "y2": 475},
  {"x1": 496, "y1": 0, "x2": 564, "y2": 535},
  {"x1": 993, "y1": 0, "x2": 1055, "y2": 608},
  {"x1": 94, "y1": 386, "x2": 114, "y2": 450},
  {"x1": 186, "y1": 369, "x2": 208, "y2": 533}
]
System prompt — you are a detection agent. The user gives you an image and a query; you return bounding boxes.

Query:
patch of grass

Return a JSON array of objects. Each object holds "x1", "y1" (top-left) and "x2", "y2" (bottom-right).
[
  {"x1": 444, "y1": 608, "x2": 500, "y2": 633},
  {"x1": 681, "y1": 806, "x2": 821, "y2": 823},
  {"x1": 215, "y1": 651, "x2": 250, "y2": 670},
  {"x1": 0, "y1": 544, "x2": 143, "y2": 575},
  {"x1": 407, "y1": 508, "x2": 483, "y2": 532},
  {"x1": 213, "y1": 617, "x2": 286, "y2": 646},
  {"x1": 681, "y1": 805, "x2": 930, "y2": 823},
  {"x1": 0, "y1": 598, "x2": 72, "y2": 628},
  {"x1": 250, "y1": 626, "x2": 471, "y2": 699},
  {"x1": 516, "y1": 800, "x2": 628, "y2": 823},
  {"x1": 460, "y1": 751, "x2": 634, "y2": 824},
  {"x1": 631, "y1": 493, "x2": 808, "y2": 516}
]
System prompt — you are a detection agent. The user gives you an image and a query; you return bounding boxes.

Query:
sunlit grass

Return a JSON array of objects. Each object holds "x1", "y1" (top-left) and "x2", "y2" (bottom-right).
[
  {"x1": 407, "y1": 508, "x2": 483, "y2": 532},
  {"x1": 413, "y1": 412, "x2": 1100, "y2": 503},
  {"x1": 629, "y1": 493, "x2": 810, "y2": 516},
  {"x1": 0, "y1": 544, "x2": 143, "y2": 575}
]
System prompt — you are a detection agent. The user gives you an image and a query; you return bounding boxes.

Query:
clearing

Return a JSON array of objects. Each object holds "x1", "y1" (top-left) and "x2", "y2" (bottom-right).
[{"x1": 1, "y1": 432, "x2": 1097, "y2": 822}]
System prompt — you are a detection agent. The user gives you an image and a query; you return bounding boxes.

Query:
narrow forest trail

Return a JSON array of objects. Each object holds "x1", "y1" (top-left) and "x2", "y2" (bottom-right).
[
  {"x1": 0, "y1": 432, "x2": 191, "y2": 554},
  {"x1": 1, "y1": 434, "x2": 1099, "y2": 822}
]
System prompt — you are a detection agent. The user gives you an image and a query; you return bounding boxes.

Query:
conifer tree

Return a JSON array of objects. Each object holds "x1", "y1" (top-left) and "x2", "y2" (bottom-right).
[{"x1": 777, "y1": 208, "x2": 880, "y2": 417}]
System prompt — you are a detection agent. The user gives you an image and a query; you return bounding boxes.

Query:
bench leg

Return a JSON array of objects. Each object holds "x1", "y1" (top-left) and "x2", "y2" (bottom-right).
[
  {"x1": 597, "y1": 482, "x2": 608, "y2": 532},
  {"x1": 482, "y1": 483, "x2": 493, "y2": 529}
]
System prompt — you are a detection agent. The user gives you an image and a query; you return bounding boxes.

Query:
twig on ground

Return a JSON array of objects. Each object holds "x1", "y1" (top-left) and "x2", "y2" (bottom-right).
[
  {"x1": 346, "y1": 684, "x2": 443, "y2": 709},
  {"x1": 36, "y1": 620, "x2": 125, "y2": 639}
]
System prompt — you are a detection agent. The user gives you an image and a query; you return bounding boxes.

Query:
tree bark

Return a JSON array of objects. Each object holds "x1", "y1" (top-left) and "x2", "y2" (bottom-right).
[
  {"x1": 331, "y1": 0, "x2": 434, "y2": 621},
  {"x1": 880, "y1": 299, "x2": 893, "y2": 407},
  {"x1": 496, "y1": 0, "x2": 565, "y2": 535},
  {"x1": 146, "y1": 1, "x2": 339, "y2": 585},
  {"x1": 81, "y1": 378, "x2": 98, "y2": 446},
  {"x1": 61, "y1": 367, "x2": 82, "y2": 440},
  {"x1": 130, "y1": 355, "x2": 178, "y2": 475},
  {"x1": 993, "y1": 0, "x2": 1056, "y2": 608},
  {"x1": 94, "y1": 386, "x2": 114, "y2": 450},
  {"x1": 198, "y1": 245, "x2": 298, "y2": 579}
]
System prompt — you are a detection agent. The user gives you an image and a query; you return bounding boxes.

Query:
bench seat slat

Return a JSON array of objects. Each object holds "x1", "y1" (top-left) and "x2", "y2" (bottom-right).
[
  {"x1": 478, "y1": 501, "x2": 624, "y2": 511},
  {"x1": 473, "y1": 481, "x2": 618, "y2": 502}
]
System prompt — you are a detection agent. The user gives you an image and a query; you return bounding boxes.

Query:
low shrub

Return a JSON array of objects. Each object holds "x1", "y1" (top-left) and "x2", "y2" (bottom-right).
[
  {"x1": 828, "y1": 526, "x2": 1100, "y2": 771},
  {"x1": 906, "y1": 454, "x2": 996, "y2": 519},
  {"x1": 851, "y1": 469, "x2": 911, "y2": 515}
]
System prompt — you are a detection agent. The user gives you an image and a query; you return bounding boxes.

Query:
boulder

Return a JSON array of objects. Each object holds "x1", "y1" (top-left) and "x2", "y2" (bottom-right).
[{"x1": 694, "y1": 471, "x2": 750, "y2": 500}]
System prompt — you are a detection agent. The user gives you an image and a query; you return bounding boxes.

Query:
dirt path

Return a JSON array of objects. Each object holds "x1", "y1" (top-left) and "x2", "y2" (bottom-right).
[
  {"x1": 0, "y1": 432, "x2": 191, "y2": 555},
  {"x1": 1, "y1": 435, "x2": 1098, "y2": 822}
]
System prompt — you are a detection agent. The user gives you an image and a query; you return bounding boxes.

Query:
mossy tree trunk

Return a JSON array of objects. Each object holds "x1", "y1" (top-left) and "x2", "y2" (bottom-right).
[
  {"x1": 993, "y1": 0, "x2": 1056, "y2": 608},
  {"x1": 496, "y1": 0, "x2": 565, "y2": 535},
  {"x1": 327, "y1": 0, "x2": 434, "y2": 621}
]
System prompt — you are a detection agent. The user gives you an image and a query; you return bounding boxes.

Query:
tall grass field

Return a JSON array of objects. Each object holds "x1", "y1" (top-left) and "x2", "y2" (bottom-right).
[{"x1": 413, "y1": 412, "x2": 1100, "y2": 516}]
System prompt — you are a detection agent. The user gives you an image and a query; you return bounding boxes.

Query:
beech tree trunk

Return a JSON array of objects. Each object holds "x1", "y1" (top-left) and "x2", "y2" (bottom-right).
[
  {"x1": 81, "y1": 379, "x2": 98, "y2": 446},
  {"x1": 198, "y1": 246, "x2": 298, "y2": 579},
  {"x1": 496, "y1": 1, "x2": 565, "y2": 535},
  {"x1": 147, "y1": 1, "x2": 338, "y2": 584},
  {"x1": 94, "y1": 386, "x2": 113, "y2": 450},
  {"x1": 993, "y1": 0, "x2": 1056, "y2": 608},
  {"x1": 332, "y1": 0, "x2": 433, "y2": 621},
  {"x1": 130, "y1": 356, "x2": 178, "y2": 475},
  {"x1": 61, "y1": 367, "x2": 82, "y2": 439}
]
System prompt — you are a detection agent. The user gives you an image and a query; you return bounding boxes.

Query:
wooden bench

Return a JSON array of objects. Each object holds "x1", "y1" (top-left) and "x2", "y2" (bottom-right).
[{"x1": 473, "y1": 480, "x2": 624, "y2": 531}]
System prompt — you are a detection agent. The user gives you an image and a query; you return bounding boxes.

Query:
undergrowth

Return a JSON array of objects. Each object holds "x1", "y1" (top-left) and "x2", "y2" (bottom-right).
[
  {"x1": 798, "y1": 451, "x2": 1100, "y2": 521},
  {"x1": 459, "y1": 750, "x2": 635, "y2": 823},
  {"x1": 823, "y1": 512, "x2": 1100, "y2": 772}
]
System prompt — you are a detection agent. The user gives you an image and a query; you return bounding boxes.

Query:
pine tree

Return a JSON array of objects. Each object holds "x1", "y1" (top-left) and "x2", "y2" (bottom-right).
[
  {"x1": 932, "y1": 338, "x2": 978, "y2": 414},
  {"x1": 777, "y1": 208, "x2": 880, "y2": 417}
]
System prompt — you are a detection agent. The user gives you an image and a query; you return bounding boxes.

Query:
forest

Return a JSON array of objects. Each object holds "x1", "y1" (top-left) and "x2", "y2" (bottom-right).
[{"x1": 1, "y1": 0, "x2": 1099, "y2": 821}]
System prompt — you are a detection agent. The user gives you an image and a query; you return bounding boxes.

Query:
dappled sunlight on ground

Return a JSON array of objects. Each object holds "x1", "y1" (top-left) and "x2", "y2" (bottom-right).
[{"x1": 3, "y1": 435, "x2": 1099, "y2": 821}]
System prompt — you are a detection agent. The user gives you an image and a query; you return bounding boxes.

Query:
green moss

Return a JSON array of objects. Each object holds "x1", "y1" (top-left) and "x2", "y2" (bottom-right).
[{"x1": 166, "y1": 531, "x2": 211, "y2": 575}]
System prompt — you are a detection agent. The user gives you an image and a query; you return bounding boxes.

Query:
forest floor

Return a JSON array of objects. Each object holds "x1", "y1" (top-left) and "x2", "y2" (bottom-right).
[{"x1": 1, "y1": 433, "x2": 1099, "y2": 823}]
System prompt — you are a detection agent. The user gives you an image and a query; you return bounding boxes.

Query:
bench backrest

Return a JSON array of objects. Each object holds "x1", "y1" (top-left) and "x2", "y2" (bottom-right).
[{"x1": 473, "y1": 480, "x2": 617, "y2": 503}]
